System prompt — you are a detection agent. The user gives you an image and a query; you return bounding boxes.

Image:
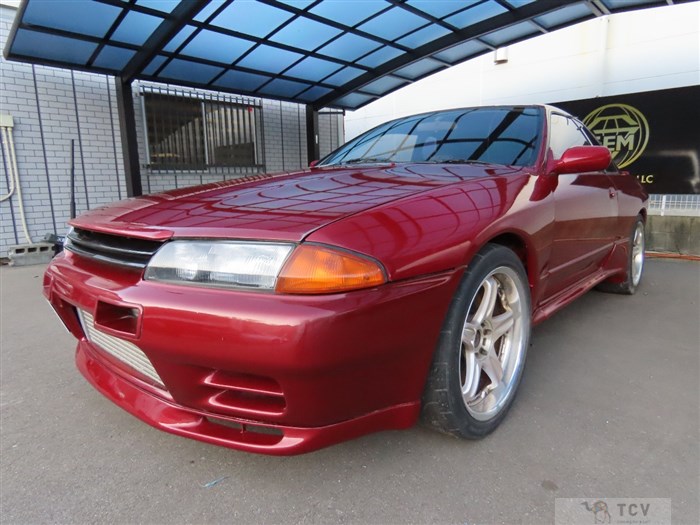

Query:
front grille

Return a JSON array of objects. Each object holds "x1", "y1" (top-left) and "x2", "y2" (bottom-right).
[
  {"x1": 65, "y1": 228, "x2": 162, "y2": 269},
  {"x1": 78, "y1": 309, "x2": 165, "y2": 389}
]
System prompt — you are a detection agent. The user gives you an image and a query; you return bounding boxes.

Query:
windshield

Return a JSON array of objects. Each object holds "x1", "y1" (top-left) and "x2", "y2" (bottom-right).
[{"x1": 320, "y1": 107, "x2": 543, "y2": 168}]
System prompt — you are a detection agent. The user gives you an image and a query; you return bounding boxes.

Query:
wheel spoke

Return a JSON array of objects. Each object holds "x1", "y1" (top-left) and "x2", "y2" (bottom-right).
[
  {"x1": 473, "y1": 277, "x2": 499, "y2": 324},
  {"x1": 482, "y1": 351, "x2": 504, "y2": 386},
  {"x1": 462, "y1": 322, "x2": 479, "y2": 350},
  {"x1": 461, "y1": 352, "x2": 481, "y2": 400},
  {"x1": 491, "y1": 310, "x2": 514, "y2": 342},
  {"x1": 634, "y1": 227, "x2": 643, "y2": 247}
]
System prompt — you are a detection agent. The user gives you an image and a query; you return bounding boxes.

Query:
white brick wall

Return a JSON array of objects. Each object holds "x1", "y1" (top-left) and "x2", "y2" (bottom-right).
[
  {"x1": 0, "y1": 5, "x2": 344, "y2": 256},
  {"x1": 1, "y1": 7, "x2": 126, "y2": 253}
]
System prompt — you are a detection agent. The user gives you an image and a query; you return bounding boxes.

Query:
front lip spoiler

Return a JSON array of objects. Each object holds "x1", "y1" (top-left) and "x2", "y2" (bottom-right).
[{"x1": 76, "y1": 340, "x2": 419, "y2": 456}]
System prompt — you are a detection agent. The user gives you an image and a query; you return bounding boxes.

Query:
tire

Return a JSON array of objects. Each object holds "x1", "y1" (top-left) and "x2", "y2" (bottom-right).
[
  {"x1": 421, "y1": 244, "x2": 531, "y2": 439},
  {"x1": 596, "y1": 215, "x2": 645, "y2": 295}
]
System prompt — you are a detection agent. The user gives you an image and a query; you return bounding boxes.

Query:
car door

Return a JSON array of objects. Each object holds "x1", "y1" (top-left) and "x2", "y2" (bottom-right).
[{"x1": 544, "y1": 113, "x2": 619, "y2": 297}]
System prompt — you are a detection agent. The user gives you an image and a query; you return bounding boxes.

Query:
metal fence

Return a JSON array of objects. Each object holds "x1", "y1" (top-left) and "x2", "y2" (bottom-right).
[
  {"x1": 139, "y1": 85, "x2": 265, "y2": 176},
  {"x1": 648, "y1": 194, "x2": 700, "y2": 216}
]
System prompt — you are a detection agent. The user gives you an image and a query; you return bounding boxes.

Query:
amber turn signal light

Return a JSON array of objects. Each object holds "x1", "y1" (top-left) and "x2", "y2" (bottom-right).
[{"x1": 276, "y1": 245, "x2": 386, "y2": 294}]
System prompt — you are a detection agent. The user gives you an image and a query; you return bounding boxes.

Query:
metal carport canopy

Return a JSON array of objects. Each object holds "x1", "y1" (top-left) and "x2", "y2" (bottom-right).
[{"x1": 3, "y1": 0, "x2": 687, "y2": 111}]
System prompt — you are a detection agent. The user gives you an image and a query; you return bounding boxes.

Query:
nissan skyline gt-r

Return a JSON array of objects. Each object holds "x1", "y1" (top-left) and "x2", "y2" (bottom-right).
[{"x1": 43, "y1": 105, "x2": 648, "y2": 455}]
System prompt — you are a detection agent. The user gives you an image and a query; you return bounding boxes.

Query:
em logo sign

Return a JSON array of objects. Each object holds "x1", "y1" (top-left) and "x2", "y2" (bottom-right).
[{"x1": 583, "y1": 103, "x2": 650, "y2": 169}]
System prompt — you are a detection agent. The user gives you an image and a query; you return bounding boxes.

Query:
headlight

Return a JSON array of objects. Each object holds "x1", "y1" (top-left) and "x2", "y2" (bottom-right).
[
  {"x1": 145, "y1": 241, "x2": 387, "y2": 294},
  {"x1": 144, "y1": 241, "x2": 294, "y2": 290}
]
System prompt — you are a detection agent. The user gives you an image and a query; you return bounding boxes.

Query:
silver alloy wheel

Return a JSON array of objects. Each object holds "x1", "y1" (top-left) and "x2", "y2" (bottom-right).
[
  {"x1": 459, "y1": 266, "x2": 528, "y2": 421},
  {"x1": 631, "y1": 222, "x2": 645, "y2": 287}
]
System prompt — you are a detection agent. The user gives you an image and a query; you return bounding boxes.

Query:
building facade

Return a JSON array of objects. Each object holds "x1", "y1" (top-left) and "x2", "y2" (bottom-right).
[{"x1": 0, "y1": 3, "x2": 344, "y2": 257}]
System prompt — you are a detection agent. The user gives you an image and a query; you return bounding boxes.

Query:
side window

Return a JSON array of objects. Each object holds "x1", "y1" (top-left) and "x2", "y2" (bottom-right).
[{"x1": 549, "y1": 114, "x2": 590, "y2": 159}]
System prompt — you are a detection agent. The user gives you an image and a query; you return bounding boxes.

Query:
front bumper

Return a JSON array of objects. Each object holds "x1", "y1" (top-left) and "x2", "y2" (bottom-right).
[{"x1": 45, "y1": 251, "x2": 461, "y2": 454}]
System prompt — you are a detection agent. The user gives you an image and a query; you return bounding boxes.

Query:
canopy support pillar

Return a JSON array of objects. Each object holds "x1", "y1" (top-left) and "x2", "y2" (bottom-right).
[
  {"x1": 306, "y1": 105, "x2": 320, "y2": 165},
  {"x1": 115, "y1": 79, "x2": 142, "y2": 198}
]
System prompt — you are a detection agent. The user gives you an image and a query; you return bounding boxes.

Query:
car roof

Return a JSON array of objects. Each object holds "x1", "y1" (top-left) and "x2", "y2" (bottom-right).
[{"x1": 379, "y1": 104, "x2": 573, "y2": 123}]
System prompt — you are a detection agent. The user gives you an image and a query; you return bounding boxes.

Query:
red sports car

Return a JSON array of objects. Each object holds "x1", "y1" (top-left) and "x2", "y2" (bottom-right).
[{"x1": 44, "y1": 105, "x2": 647, "y2": 455}]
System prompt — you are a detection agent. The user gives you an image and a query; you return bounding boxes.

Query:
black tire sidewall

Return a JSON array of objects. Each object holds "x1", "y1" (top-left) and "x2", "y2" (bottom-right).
[
  {"x1": 626, "y1": 217, "x2": 645, "y2": 294},
  {"x1": 425, "y1": 244, "x2": 531, "y2": 438}
]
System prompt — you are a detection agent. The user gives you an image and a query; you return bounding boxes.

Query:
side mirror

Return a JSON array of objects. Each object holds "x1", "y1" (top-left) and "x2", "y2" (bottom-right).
[
  {"x1": 309, "y1": 159, "x2": 320, "y2": 168},
  {"x1": 553, "y1": 146, "x2": 611, "y2": 175}
]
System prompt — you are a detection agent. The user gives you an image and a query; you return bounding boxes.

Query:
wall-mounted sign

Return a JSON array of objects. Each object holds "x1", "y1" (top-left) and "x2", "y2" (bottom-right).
[{"x1": 555, "y1": 86, "x2": 699, "y2": 194}]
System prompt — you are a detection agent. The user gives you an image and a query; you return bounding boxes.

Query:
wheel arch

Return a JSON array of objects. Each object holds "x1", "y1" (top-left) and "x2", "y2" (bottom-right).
[{"x1": 477, "y1": 231, "x2": 539, "y2": 297}]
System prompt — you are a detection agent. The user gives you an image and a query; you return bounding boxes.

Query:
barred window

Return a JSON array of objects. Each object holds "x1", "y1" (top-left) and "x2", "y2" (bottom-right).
[{"x1": 143, "y1": 91, "x2": 264, "y2": 172}]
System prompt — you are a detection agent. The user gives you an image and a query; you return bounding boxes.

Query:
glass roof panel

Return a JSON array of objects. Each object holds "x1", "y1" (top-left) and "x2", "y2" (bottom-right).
[
  {"x1": 11, "y1": 30, "x2": 97, "y2": 64},
  {"x1": 296, "y1": 85, "x2": 333, "y2": 102},
  {"x1": 396, "y1": 24, "x2": 452, "y2": 48},
  {"x1": 285, "y1": 57, "x2": 342, "y2": 81},
  {"x1": 360, "y1": 75, "x2": 408, "y2": 95},
  {"x1": 93, "y1": 45, "x2": 137, "y2": 71},
  {"x1": 504, "y1": 0, "x2": 538, "y2": 7},
  {"x1": 5, "y1": 0, "x2": 655, "y2": 110},
  {"x1": 194, "y1": 0, "x2": 225, "y2": 22},
  {"x1": 214, "y1": 70, "x2": 271, "y2": 91},
  {"x1": 182, "y1": 30, "x2": 253, "y2": 64},
  {"x1": 445, "y1": 2, "x2": 509, "y2": 28},
  {"x1": 534, "y1": 3, "x2": 592, "y2": 29},
  {"x1": 481, "y1": 21, "x2": 539, "y2": 47},
  {"x1": 356, "y1": 46, "x2": 404, "y2": 68},
  {"x1": 277, "y1": 0, "x2": 316, "y2": 8},
  {"x1": 323, "y1": 66, "x2": 365, "y2": 87},
  {"x1": 135, "y1": 0, "x2": 181, "y2": 13},
  {"x1": 357, "y1": 7, "x2": 428, "y2": 41},
  {"x1": 237, "y1": 45, "x2": 305, "y2": 74},
  {"x1": 393, "y1": 58, "x2": 444, "y2": 79},
  {"x1": 433, "y1": 40, "x2": 488, "y2": 63},
  {"x1": 603, "y1": 0, "x2": 657, "y2": 10},
  {"x1": 111, "y1": 11, "x2": 164, "y2": 46},
  {"x1": 258, "y1": 78, "x2": 312, "y2": 97},
  {"x1": 23, "y1": 0, "x2": 122, "y2": 38},
  {"x1": 158, "y1": 59, "x2": 224, "y2": 83},
  {"x1": 406, "y1": 0, "x2": 480, "y2": 19},
  {"x1": 212, "y1": 1, "x2": 294, "y2": 38},
  {"x1": 318, "y1": 33, "x2": 382, "y2": 62},
  {"x1": 163, "y1": 25, "x2": 196, "y2": 52},
  {"x1": 270, "y1": 16, "x2": 343, "y2": 51},
  {"x1": 310, "y1": 0, "x2": 388, "y2": 27},
  {"x1": 142, "y1": 55, "x2": 168, "y2": 76},
  {"x1": 332, "y1": 93, "x2": 376, "y2": 108}
]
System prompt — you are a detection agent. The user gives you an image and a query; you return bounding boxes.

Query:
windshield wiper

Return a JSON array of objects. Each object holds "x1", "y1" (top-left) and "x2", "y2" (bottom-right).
[
  {"x1": 435, "y1": 159, "x2": 493, "y2": 165},
  {"x1": 341, "y1": 157, "x2": 394, "y2": 164}
]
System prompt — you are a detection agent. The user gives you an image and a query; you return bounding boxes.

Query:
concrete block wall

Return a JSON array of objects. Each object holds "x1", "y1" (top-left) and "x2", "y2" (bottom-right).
[
  {"x1": 0, "y1": 4, "x2": 344, "y2": 257},
  {"x1": 646, "y1": 216, "x2": 700, "y2": 255}
]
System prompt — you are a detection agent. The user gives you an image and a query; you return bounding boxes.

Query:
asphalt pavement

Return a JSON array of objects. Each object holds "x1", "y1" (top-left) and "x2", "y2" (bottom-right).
[{"x1": 1, "y1": 258, "x2": 698, "y2": 524}]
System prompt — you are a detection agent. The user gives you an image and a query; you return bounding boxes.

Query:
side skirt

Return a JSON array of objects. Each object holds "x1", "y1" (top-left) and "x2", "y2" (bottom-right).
[{"x1": 532, "y1": 267, "x2": 621, "y2": 325}]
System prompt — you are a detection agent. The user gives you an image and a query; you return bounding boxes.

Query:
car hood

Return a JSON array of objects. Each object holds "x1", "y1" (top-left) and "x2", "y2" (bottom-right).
[{"x1": 71, "y1": 163, "x2": 524, "y2": 242}]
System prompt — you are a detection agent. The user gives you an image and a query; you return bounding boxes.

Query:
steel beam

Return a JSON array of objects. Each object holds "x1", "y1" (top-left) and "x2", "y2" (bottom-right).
[
  {"x1": 115, "y1": 80, "x2": 142, "y2": 197},
  {"x1": 306, "y1": 105, "x2": 320, "y2": 165}
]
